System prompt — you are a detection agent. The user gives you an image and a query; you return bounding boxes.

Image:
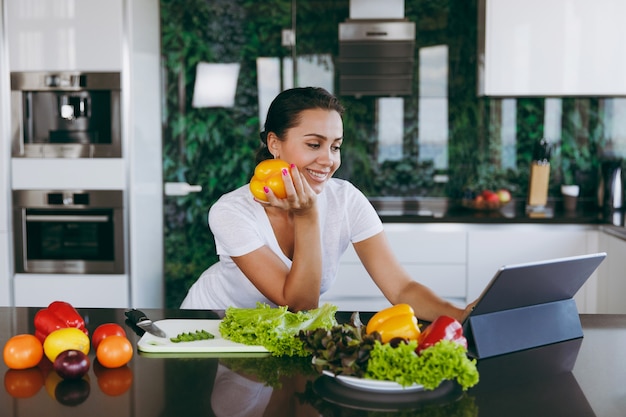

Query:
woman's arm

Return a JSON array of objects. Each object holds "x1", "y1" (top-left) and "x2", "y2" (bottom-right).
[
  {"x1": 232, "y1": 209, "x2": 322, "y2": 311},
  {"x1": 353, "y1": 231, "x2": 471, "y2": 322},
  {"x1": 232, "y1": 166, "x2": 323, "y2": 311}
]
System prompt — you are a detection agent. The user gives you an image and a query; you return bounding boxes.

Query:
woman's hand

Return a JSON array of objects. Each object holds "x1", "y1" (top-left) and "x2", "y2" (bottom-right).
[
  {"x1": 460, "y1": 300, "x2": 478, "y2": 322},
  {"x1": 246, "y1": 163, "x2": 322, "y2": 311},
  {"x1": 258, "y1": 165, "x2": 317, "y2": 216}
]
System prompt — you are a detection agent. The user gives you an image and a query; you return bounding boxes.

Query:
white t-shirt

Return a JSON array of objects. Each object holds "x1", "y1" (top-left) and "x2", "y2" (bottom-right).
[
  {"x1": 180, "y1": 178, "x2": 383, "y2": 309},
  {"x1": 210, "y1": 364, "x2": 273, "y2": 417}
]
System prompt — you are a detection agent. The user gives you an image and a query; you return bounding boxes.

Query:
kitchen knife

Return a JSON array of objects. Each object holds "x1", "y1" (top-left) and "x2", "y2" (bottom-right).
[{"x1": 125, "y1": 309, "x2": 167, "y2": 338}]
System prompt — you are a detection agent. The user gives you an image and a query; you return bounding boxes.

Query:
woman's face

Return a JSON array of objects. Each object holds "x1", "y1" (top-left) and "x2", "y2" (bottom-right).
[{"x1": 269, "y1": 108, "x2": 343, "y2": 194}]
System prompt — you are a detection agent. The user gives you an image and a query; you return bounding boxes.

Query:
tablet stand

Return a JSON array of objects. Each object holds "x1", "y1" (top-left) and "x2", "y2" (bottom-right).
[{"x1": 465, "y1": 298, "x2": 583, "y2": 359}]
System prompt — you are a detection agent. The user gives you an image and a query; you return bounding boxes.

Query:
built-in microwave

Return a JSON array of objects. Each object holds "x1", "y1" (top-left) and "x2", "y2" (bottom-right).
[
  {"x1": 13, "y1": 190, "x2": 125, "y2": 274},
  {"x1": 11, "y1": 71, "x2": 122, "y2": 158}
]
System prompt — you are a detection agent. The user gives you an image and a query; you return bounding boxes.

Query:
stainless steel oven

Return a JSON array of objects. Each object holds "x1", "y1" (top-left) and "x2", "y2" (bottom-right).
[
  {"x1": 13, "y1": 190, "x2": 125, "y2": 274},
  {"x1": 11, "y1": 71, "x2": 122, "y2": 158}
]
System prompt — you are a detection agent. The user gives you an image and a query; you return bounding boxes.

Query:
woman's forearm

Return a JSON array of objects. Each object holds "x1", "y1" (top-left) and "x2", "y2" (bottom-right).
[
  {"x1": 283, "y1": 210, "x2": 323, "y2": 311},
  {"x1": 397, "y1": 281, "x2": 465, "y2": 322}
]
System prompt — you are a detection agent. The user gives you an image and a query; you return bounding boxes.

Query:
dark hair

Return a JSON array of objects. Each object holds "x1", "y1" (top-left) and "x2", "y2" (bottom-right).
[{"x1": 255, "y1": 87, "x2": 345, "y2": 163}]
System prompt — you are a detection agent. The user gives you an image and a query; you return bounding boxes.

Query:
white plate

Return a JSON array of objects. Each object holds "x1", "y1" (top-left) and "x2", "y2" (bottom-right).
[{"x1": 322, "y1": 370, "x2": 424, "y2": 393}]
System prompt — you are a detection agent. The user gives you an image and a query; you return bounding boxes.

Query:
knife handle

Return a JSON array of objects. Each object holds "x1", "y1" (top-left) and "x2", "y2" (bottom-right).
[{"x1": 125, "y1": 309, "x2": 148, "y2": 324}]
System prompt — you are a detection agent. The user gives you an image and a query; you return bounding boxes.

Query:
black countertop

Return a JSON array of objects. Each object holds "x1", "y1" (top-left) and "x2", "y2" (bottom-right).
[
  {"x1": 370, "y1": 197, "x2": 626, "y2": 227},
  {"x1": 2, "y1": 307, "x2": 625, "y2": 417}
]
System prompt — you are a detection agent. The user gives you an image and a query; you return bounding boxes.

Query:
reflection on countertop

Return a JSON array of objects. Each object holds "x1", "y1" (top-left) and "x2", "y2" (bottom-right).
[{"x1": 368, "y1": 196, "x2": 625, "y2": 227}]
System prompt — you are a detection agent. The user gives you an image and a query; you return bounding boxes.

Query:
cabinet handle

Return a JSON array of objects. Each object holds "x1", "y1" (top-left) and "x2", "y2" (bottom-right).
[{"x1": 164, "y1": 182, "x2": 203, "y2": 196}]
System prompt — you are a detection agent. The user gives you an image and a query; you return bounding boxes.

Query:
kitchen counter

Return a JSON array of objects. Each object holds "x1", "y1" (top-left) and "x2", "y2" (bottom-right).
[
  {"x1": 370, "y1": 197, "x2": 625, "y2": 226},
  {"x1": 1, "y1": 307, "x2": 624, "y2": 416},
  {"x1": 601, "y1": 224, "x2": 626, "y2": 241}
]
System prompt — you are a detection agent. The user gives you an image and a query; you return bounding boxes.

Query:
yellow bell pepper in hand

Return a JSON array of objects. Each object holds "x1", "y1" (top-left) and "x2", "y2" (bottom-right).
[
  {"x1": 366, "y1": 303, "x2": 420, "y2": 344},
  {"x1": 249, "y1": 159, "x2": 291, "y2": 201}
]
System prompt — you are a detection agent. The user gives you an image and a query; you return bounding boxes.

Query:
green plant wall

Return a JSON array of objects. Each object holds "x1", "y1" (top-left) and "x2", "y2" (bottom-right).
[{"x1": 160, "y1": 0, "x2": 613, "y2": 308}]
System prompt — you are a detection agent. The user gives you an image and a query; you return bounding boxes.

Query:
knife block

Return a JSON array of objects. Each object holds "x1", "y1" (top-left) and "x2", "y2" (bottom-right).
[{"x1": 527, "y1": 161, "x2": 550, "y2": 208}]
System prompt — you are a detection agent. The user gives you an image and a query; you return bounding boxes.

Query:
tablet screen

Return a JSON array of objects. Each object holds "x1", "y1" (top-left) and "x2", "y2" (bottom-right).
[{"x1": 467, "y1": 252, "x2": 606, "y2": 318}]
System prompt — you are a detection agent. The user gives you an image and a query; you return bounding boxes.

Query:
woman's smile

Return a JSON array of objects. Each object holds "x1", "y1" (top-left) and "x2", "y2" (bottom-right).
[{"x1": 305, "y1": 168, "x2": 330, "y2": 183}]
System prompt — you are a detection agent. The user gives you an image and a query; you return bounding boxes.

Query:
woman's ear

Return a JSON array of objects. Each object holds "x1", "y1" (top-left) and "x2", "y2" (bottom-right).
[{"x1": 266, "y1": 132, "x2": 281, "y2": 158}]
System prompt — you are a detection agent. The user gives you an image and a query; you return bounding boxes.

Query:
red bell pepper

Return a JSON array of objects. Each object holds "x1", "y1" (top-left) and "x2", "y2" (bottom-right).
[
  {"x1": 416, "y1": 315, "x2": 467, "y2": 354},
  {"x1": 34, "y1": 301, "x2": 88, "y2": 342}
]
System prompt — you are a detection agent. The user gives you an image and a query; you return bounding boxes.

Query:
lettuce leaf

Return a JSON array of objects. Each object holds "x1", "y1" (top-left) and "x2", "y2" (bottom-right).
[
  {"x1": 219, "y1": 303, "x2": 338, "y2": 357},
  {"x1": 366, "y1": 339, "x2": 479, "y2": 390}
]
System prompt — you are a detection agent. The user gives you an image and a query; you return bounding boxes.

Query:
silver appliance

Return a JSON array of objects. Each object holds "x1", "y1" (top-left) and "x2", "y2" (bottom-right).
[
  {"x1": 338, "y1": 19, "x2": 415, "y2": 96},
  {"x1": 13, "y1": 190, "x2": 125, "y2": 274},
  {"x1": 11, "y1": 71, "x2": 121, "y2": 158}
]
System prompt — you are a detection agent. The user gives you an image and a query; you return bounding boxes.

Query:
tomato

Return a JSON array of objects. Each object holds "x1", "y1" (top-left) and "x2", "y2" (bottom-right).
[
  {"x1": 96, "y1": 335, "x2": 133, "y2": 369},
  {"x1": 4, "y1": 368, "x2": 44, "y2": 398},
  {"x1": 91, "y1": 323, "x2": 126, "y2": 351},
  {"x1": 3, "y1": 334, "x2": 44, "y2": 370},
  {"x1": 43, "y1": 328, "x2": 90, "y2": 362},
  {"x1": 249, "y1": 159, "x2": 291, "y2": 201},
  {"x1": 94, "y1": 361, "x2": 133, "y2": 396}
]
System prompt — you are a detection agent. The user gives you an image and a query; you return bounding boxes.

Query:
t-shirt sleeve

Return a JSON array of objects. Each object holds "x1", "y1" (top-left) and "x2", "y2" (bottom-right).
[
  {"x1": 345, "y1": 183, "x2": 384, "y2": 243},
  {"x1": 208, "y1": 197, "x2": 265, "y2": 257}
]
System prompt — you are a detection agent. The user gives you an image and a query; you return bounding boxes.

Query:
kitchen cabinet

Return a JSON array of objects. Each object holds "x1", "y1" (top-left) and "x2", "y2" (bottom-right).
[
  {"x1": 11, "y1": 159, "x2": 126, "y2": 190},
  {"x1": 0, "y1": 234, "x2": 10, "y2": 306},
  {"x1": 6, "y1": 0, "x2": 123, "y2": 71},
  {"x1": 479, "y1": 0, "x2": 626, "y2": 96},
  {"x1": 1, "y1": 0, "x2": 163, "y2": 309},
  {"x1": 467, "y1": 225, "x2": 599, "y2": 313},
  {"x1": 321, "y1": 224, "x2": 467, "y2": 311},
  {"x1": 0, "y1": 2, "x2": 8, "y2": 306},
  {"x1": 323, "y1": 223, "x2": 602, "y2": 314},
  {"x1": 596, "y1": 231, "x2": 626, "y2": 313},
  {"x1": 13, "y1": 274, "x2": 129, "y2": 308}
]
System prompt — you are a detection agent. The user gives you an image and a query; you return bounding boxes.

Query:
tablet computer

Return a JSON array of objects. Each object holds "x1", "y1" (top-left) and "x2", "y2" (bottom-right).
[
  {"x1": 467, "y1": 252, "x2": 607, "y2": 317},
  {"x1": 463, "y1": 252, "x2": 606, "y2": 358}
]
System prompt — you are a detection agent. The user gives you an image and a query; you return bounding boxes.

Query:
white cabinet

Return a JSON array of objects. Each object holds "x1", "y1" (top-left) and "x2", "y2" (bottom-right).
[
  {"x1": 3, "y1": 0, "x2": 163, "y2": 308},
  {"x1": 383, "y1": 224, "x2": 467, "y2": 300},
  {"x1": 597, "y1": 231, "x2": 626, "y2": 313},
  {"x1": 13, "y1": 274, "x2": 129, "y2": 308},
  {"x1": 467, "y1": 225, "x2": 599, "y2": 313},
  {"x1": 321, "y1": 224, "x2": 467, "y2": 311},
  {"x1": 323, "y1": 223, "x2": 602, "y2": 314},
  {"x1": 0, "y1": 0, "x2": 9, "y2": 306},
  {"x1": 479, "y1": 0, "x2": 626, "y2": 96},
  {"x1": 0, "y1": 233, "x2": 10, "y2": 306},
  {"x1": 6, "y1": 0, "x2": 123, "y2": 71}
]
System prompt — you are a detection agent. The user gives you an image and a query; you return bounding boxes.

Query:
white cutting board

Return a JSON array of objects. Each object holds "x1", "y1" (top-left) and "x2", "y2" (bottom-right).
[{"x1": 136, "y1": 319, "x2": 269, "y2": 354}]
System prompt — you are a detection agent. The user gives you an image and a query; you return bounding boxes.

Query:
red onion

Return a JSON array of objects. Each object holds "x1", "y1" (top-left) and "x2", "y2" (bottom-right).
[{"x1": 53, "y1": 350, "x2": 90, "y2": 380}]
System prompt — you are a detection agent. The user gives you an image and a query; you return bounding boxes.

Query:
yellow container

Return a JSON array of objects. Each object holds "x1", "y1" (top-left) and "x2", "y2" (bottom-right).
[{"x1": 527, "y1": 162, "x2": 550, "y2": 207}]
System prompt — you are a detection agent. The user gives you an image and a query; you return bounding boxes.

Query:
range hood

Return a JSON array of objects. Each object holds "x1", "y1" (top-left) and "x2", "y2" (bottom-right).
[{"x1": 338, "y1": 1, "x2": 415, "y2": 97}]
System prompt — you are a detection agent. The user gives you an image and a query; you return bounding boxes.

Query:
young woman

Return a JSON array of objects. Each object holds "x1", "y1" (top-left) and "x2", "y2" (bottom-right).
[{"x1": 181, "y1": 87, "x2": 473, "y2": 322}]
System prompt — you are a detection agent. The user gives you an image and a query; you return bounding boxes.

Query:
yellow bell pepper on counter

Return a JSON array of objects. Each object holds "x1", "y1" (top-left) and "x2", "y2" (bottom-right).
[{"x1": 365, "y1": 303, "x2": 420, "y2": 344}]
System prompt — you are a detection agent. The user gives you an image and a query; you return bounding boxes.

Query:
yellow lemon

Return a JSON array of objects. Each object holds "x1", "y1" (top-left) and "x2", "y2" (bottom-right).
[{"x1": 43, "y1": 328, "x2": 90, "y2": 362}]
